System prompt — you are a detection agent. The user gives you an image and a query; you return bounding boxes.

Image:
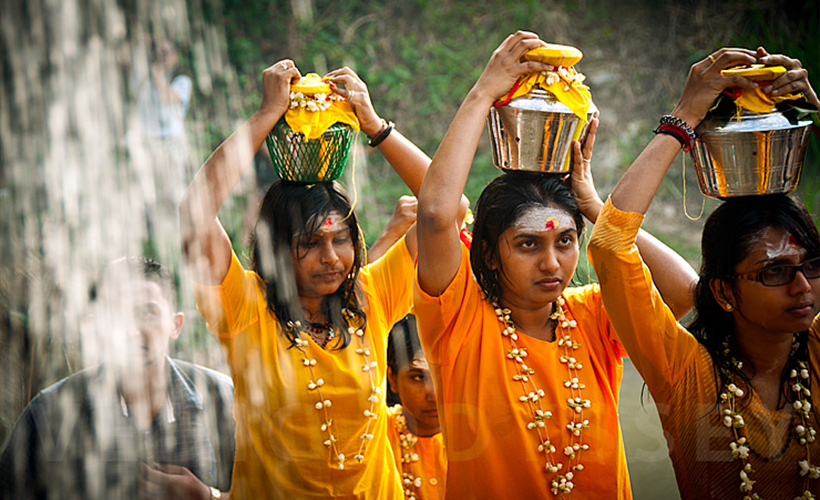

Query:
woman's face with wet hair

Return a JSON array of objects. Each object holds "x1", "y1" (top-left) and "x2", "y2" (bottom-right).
[{"x1": 290, "y1": 210, "x2": 356, "y2": 299}]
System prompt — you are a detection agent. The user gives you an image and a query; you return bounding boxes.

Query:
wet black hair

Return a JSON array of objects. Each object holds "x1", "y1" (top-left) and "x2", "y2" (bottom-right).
[
  {"x1": 470, "y1": 172, "x2": 585, "y2": 304},
  {"x1": 249, "y1": 179, "x2": 365, "y2": 349},
  {"x1": 688, "y1": 194, "x2": 820, "y2": 409},
  {"x1": 387, "y1": 315, "x2": 423, "y2": 376}
]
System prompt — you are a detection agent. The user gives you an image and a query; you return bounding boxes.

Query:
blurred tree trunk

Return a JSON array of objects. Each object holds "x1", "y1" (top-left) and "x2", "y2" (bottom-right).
[{"x1": 290, "y1": 0, "x2": 314, "y2": 23}]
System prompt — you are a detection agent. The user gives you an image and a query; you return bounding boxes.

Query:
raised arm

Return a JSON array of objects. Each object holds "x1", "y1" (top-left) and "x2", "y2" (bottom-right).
[
  {"x1": 569, "y1": 119, "x2": 698, "y2": 318},
  {"x1": 367, "y1": 196, "x2": 418, "y2": 264},
  {"x1": 180, "y1": 60, "x2": 298, "y2": 285},
  {"x1": 609, "y1": 48, "x2": 759, "y2": 215},
  {"x1": 324, "y1": 67, "x2": 433, "y2": 259},
  {"x1": 417, "y1": 32, "x2": 552, "y2": 296}
]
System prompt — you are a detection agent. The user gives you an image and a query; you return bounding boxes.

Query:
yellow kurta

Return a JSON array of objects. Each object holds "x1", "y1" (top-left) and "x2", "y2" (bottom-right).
[
  {"x1": 385, "y1": 405, "x2": 447, "y2": 500},
  {"x1": 413, "y1": 244, "x2": 632, "y2": 499},
  {"x1": 588, "y1": 199, "x2": 820, "y2": 499},
  {"x1": 193, "y1": 238, "x2": 414, "y2": 499}
]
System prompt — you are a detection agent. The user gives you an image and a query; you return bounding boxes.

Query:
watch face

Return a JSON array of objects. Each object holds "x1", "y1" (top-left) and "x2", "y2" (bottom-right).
[{"x1": 210, "y1": 486, "x2": 222, "y2": 500}]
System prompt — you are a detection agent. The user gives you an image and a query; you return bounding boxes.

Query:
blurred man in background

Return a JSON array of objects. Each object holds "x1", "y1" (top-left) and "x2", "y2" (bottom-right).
[{"x1": 0, "y1": 257, "x2": 234, "y2": 500}]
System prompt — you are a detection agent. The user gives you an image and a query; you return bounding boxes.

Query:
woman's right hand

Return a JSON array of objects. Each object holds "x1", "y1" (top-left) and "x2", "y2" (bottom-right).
[
  {"x1": 670, "y1": 48, "x2": 757, "y2": 128},
  {"x1": 471, "y1": 31, "x2": 554, "y2": 105},
  {"x1": 258, "y1": 59, "x2": 301, "y2": 124}
]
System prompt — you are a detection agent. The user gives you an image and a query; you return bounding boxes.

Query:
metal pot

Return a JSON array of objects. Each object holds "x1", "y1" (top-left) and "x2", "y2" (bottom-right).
[
  {"x1": 691, "y1": 111, "x2": 812, "y2": 198},
  {"x1": 487, "y1": 88, "x2": 595, "y2": 174}
]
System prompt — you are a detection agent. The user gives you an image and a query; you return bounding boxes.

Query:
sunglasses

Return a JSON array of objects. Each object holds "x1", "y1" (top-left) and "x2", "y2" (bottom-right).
[{"x1": 734, "y1": 256, "x2": 820, "y2": 287}]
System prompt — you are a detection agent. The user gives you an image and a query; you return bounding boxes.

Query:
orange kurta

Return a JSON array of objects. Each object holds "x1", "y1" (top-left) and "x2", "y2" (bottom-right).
[
  {"x1": 385, "y1": 405, "x2": 447, "y2": 500},
  {"x1": 413, "y1": 244, "x2": 631, "y2": 499},
  {"x1": 193, "y1": 238, "x2": 414, "y2": 499},
  {"x1": 588, "y1": 199, "x2": 820, "y2": 499}
]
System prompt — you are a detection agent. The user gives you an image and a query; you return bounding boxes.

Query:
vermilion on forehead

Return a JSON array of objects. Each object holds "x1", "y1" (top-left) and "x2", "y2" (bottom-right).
[
  {"x1": 512, "y1": 206, "x2": 575, "y2": 233},
  {"x1": 314, "y1": 211, "x2": 347, "y2": 234}
]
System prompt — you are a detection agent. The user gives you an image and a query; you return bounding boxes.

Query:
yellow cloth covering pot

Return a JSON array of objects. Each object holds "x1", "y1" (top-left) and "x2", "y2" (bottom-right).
[
  {"x1": 285, "y1": 73, "x2": 360, "y2": 140},
  {"x1": 719, "y1": 64, "x2": 804, "y2": 115}
]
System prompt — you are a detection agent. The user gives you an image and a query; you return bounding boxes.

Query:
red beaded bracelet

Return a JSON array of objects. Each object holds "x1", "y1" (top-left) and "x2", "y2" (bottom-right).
[{"x1": 654, "y1": 115, "x2": 696, "y2": 153}]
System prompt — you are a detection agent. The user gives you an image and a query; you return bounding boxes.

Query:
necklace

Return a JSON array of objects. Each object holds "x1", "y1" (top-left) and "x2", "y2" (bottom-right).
[
  {"x1": 394, "y1": 407, "x2": 422, "y2": 500},
  {"x1": 494, "y1": 295, "x2": 590, "y2": 496},
  {"x1": 720, "y1": 334, "x2": 819, "y2": 498},
  {"x1": 305, "y1": 321, "x2": 336, "y2": 348},
  {"x1": 287, "y1": 309, "x2": 381, "y2": 470}
]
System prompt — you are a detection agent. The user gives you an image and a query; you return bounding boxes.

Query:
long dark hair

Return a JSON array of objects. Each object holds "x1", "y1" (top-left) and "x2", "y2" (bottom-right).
[
  {"x1": 470, "y1": 172, "x2": 585, "y2": 304},
  {"x1": 387, "y1": 315, "x2": 423, "y2": 376},
  {"x1": 688, "y1": 194, "x2": 820, "y2": 407},
  {"x1": 249, "y1": 180, "x2": 365, "y2": 348}
]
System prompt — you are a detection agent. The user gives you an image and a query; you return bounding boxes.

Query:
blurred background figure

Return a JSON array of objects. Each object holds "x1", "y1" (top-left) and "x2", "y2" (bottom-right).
[
  {"x1": 0, "y1": 257, "x2": 234, "y2": 500},
  {"x1": 126, "y1": 35, "x2": 193, "y2": 263}
]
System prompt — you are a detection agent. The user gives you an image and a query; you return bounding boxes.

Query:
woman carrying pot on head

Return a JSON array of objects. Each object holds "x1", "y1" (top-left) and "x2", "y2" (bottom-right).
[
  {"x1": 414, "y1": 31, "x2": 698, "y2": 498},
  {"x1": 180, "y1": 61, "x2": 432, "y2": 499},
  {"x1": 588, "y1": 47, "x2": 820, "y2": 498}
]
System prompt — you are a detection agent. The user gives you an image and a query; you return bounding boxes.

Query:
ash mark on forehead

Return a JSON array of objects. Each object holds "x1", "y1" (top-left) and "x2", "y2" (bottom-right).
[{"x1": 513, "y1": 207, "x2": 574, "y2": 234}]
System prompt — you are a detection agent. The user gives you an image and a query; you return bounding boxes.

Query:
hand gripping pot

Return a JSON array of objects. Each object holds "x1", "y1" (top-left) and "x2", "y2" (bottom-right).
[
  {"x1": 487, "y1": 44, "x2": 596, "y2": 174},
  {"x1": 691, "y1": 111, "x2": 812, "y2": 198},
  {"x1": 265, "y1": 74, "x2": 356, "y2": 183}
]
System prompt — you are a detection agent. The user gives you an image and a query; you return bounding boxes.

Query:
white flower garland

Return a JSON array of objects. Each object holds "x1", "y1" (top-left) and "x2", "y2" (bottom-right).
[
  {"x1": 289, "y1": 91, "x2": 344, "y2": 112},
  {"x1": 394, "y1": 408, "x2": 422, "y2": 500},
  {"x1": 539, "y1": 67, "x2": 587, "y2": 92},
  {"x1": 288, "y1": 310, "x2": 381, "y2": 470},
  {"x1": 494, "y1": 295, "x2": 590, "y2": 495},
  {"x1": 720, "y1": 334, "x2": 818, "y2": 499}
]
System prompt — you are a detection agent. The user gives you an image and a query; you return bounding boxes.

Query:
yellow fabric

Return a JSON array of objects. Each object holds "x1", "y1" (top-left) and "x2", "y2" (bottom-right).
[
  {"x1": 719, "y1": 65, "x2": 804, "y2": 115},
  {"x1": 732, "y1": 87, "x2": 805, "y2": 114},
  {"x1": 385, "y1": 405, "x2": 447, "y2": 500},
  {"x1": 413, "y1": 244, "x2": 632, "y2": 499},
  {"x1": 504, "y1": 68, "x2": 593, "y2": 122},
  {"x1": 588, "y1": 199, "x2": 820, "y2": 499},
  {"x1": 193, "y1": 238, "x2": 415, "y2": 499},
  {"x1": 285, "y1": 73, "x2": 360, "y2": 140}
]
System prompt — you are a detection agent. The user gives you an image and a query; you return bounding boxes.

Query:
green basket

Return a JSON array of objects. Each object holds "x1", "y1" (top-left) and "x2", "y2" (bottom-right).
[{"x1": 265, "y1": 118, "x2": 355, "y2": 183}]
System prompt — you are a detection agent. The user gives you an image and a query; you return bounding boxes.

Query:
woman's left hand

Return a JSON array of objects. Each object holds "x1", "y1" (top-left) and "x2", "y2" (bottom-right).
[
  {"x1": 757, "y1": 46, "x2": 819, "y2": 109},
  {"x1": 569, "y1": 116, "x2": 603, "y2": 223},
  {"x1": 324, "y1": 67, "x2": 383, "y2": 136}
]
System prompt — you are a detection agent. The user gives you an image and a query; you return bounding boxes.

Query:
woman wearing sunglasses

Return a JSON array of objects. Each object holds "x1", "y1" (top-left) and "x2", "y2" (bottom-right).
[{"x1": 588, "y1": 46, "x2": 820, "y2": 498}]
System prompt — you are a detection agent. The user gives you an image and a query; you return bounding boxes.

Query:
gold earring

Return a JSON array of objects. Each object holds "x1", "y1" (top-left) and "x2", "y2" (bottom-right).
[{"x1": 725, "y1": 303, "x2": 734, "y2": 311}]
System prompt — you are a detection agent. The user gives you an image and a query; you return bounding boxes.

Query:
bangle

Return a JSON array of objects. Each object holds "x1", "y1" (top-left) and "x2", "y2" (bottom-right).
[
  {"x1": 367, "y1": 120, "x2": 394, "y2": 148},
  {"x1": 654, "y1": 115, "x2": 696, "y2": 153},
  {"x1": 209, "y1": 486, "x2": 222, "y2": 500}
]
